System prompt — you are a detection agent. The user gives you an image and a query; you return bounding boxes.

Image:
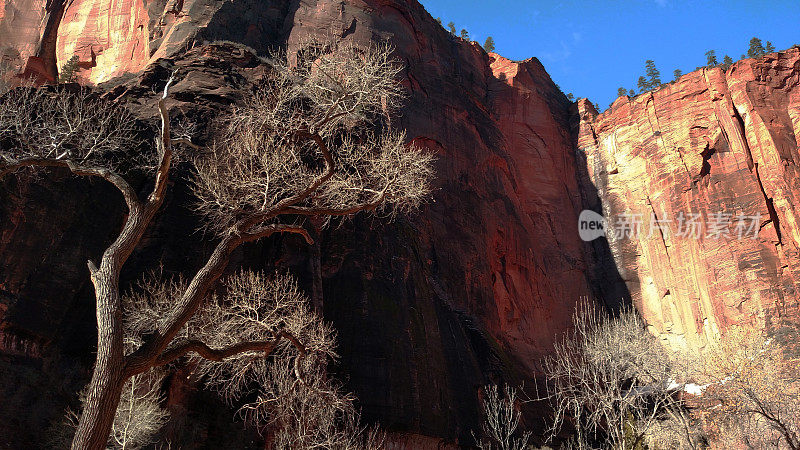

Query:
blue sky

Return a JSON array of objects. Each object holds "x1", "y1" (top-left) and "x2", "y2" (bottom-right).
[{"x1": 419, "y1": 0, "x2": 800, "y2": 109}]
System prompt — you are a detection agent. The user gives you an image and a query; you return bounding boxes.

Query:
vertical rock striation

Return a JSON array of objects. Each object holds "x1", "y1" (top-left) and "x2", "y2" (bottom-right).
[{"x1": 578, "y1": 48, "x2": 800, "y2": 349}]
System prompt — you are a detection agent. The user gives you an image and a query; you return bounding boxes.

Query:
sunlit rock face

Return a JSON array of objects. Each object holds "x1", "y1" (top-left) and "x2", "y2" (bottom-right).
[
  {"x1": 55, "y1": 0, "x2": 151, "y2": 83},
  {"x1": 0, "y1": 0, "x2": 46, "y2": 81},
  {"x1": 0, "y1": 0, "x2": 296, "y2": 83},
  {"x1": 578, "y1": 48, "x2": 800, "y2": 349}
]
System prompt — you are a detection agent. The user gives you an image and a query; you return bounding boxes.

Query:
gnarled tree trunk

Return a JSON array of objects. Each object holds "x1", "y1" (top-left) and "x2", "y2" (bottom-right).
[
  {"x1": 70, "y1": 269, "x2": 126, "y2": 450},
  {"x1": 70, "y1": 202, "x2": 160, "y2": 449}
]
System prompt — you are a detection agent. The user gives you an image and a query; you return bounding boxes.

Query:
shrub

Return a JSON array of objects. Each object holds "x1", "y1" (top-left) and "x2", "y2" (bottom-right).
[
  {"x1": 473, "y1": 384, "x2": 531, "y2": 450},
  {"x1": 542, "y1": 303, "x2": 691, "y2": 449}
]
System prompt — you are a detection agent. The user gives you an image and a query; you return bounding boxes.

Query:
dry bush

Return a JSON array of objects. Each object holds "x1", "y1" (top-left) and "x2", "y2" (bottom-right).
[
  {"x1": 243, "y1": 352, "x2": 385, "y2": 450},
  {"x1": 473, "y1": 384, "x2": 531, "y2": 450},
  {"x1": 681, "y1": 326, "x2": 800, "y2": 449},
  {"x1": 543, "y1": 303, "x2": 689, "y2": 449},
  {"x1": 108, "y1": 371, "x2": 170, "y2": 449},
  {"x1": 644, "y1": 411, "x2": 705, "y2": 450}
]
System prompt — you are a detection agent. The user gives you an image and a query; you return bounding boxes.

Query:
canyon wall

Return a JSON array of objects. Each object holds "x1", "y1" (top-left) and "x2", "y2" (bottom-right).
[
  {"x1": 0, "y1": 0, "x2": 593, "y2": 446},
  {"x1": 578, "y1": 48, "x2": 800, "y2": 349},
  {"x1": 7, "y1": 0, "x2": 798, "y2": 446}
]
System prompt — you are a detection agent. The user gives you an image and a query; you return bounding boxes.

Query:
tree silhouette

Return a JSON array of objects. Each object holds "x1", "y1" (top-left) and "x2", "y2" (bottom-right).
[
  {"x1": 722, "y1": 55, "x2": 734, "y2": 70},
  {"x1": 1, "y1": 41, "x2": 433, "y2": 449},
  {"x1": 460, "y1": 29, "x2": 470, "y2": 40},
  {"x1": 436, "y1": 17, "x2": 442, "y2": 25},
  {"x1": 617, "y1": 87, "x2": 627, "y2": 97},
  {"x1": 644, "y1": 60, "x2": 661, "y2": 90},
  {"x1": 748, "y1": 37, "x2": 765, "y2": 58},
  {"x1": 705, "y1": 50, "x2": 718, "y2": 67},
  {"x1": 766, "y1": 41, "x2": 776, "y2": 53},
  {"x1": 629, "y1": 89, "x2": 635, "y2": 96},
  {"x1": 673, "y1": 69, "x2": 682, "y2": 81},
  {"x1": 637, "y1": 76, "x2": 648, "y2": 93},
  {"x1": 447, "y1": 21, "x2": 456, "y2": 35},
  {"x1": 483, "y1": 36, "x2": 496, "y2": 53}
]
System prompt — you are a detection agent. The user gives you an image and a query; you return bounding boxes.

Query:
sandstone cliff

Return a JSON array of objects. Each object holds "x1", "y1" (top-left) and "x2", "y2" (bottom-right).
[
  {"x1": 578, "y1": 48, "x2": 800, "y2": 349},
  {"x1": 0, "y1": 0, "x2": 592, "y2": 446},
  {"x1": 7, "y1": 0, "x2": 797, "y2": 447}
]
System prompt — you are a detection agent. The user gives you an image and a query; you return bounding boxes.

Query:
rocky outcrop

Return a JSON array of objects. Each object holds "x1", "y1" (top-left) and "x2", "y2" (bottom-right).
[
  {"x1": 0, "y1": 0, "x2": 591, "y2": 446},
  {"x1": 578, "y1": 48, "x2": 800, "y2": 349}
]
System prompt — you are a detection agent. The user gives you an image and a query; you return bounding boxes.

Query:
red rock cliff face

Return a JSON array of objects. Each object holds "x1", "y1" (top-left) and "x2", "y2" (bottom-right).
[
  {"x1": 55, "y1": 0, "x2": 151, "y2": 83},
  {"x1": 578, "y1": 48, "x2": 800, "y2": 349},
  {"x1": 0, "y1": 0, "x2": 47, "y2": 80},
  {"x1": 0, "y1": 0, "x2": 592, "y2": 446}
]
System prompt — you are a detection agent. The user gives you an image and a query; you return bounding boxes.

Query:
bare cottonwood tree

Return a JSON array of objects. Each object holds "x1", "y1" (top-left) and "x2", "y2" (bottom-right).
[
  {"x1": 542, "y1": 304, "x2": 688, "y2": 449},
  {"x1": 0, "y1": 39, "x2": 433, "y2": 449},
  {"x1": 125, "y1": 270, "x2": 380, "y2": 449},
  {"x1": 473, "y1": 384, "x2": 531, "y2": 450}
]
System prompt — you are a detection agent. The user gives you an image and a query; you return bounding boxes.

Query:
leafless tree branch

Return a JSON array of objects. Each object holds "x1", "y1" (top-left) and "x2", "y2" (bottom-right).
[{"x1": 155, "y1": 338, "x2": 281, "y2": 366}]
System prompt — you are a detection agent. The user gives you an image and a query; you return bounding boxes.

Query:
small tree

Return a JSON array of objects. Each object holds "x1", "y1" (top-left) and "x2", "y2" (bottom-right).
[
  {"x1": 241, "y1": 324, "x2": 386, "y2": 449},
  {"x1": 637, "y1": 75, "x2": 649, "y2": 93},
  {"x1": 617, "y1": 87, "x2": 628, "y2": 97},
  {"x1": 58, "y1": 55, "x2": 81, "y2": 83},
  {"x1": 483, "y1": 36, "x2": 496, "y2": 53},
  {"x1": 473, "y1": 384, "x2": 531, "y2": 450},
  {"x1": 705, "y1": 50, "x2": 718, "y2": 67},
  {"x1": 460, "y1": 29, "x2": 470, "y2": 40},
  {"x1": 673, "y1": 69, "x2": 682, "y2": 81},
  {"x1": 628, "y1": 89, "x2": 635, "y2": 96},
  {"x1": 447, "y1": 21, "x2": 457, "y2": 35},
  {"x1": 766, "y1": 40, "x2": 776, "y2": 53},
  {"x1": 108, "y1": 372, "x2": 170, "y2": 450},
  {"x1": 645, "y1": 59, "x2": 661, "y2": 89},
  {"x1": 436, "y1": 17, "x2": 442, "y2": 25},
  {"x1": 566, "y1": 93, "x2": 574, "y2": 101},
  {"x1": 0, "y1": 40, "x2": 434, "y2": 449},
  {"x1": 748, "y1": 37, "x2": 766, "y2": 58},
  {"x1": 722, "y1": 54, "x2": 734, "y2": 70}
]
